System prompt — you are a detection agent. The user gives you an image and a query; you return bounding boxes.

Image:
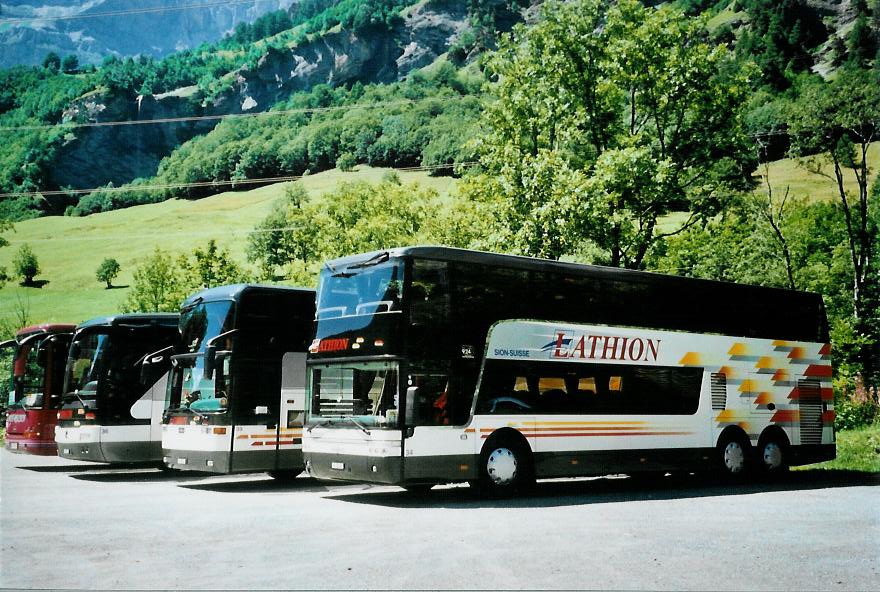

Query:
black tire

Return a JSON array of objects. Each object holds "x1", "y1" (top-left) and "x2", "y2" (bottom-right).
[
  {"x1": 717, "y1": 433, "x2": 752, "y2": 481},
  {"x1": 756, "y1": 434, "x2": 789, "y2": 479},
  {"x1": 478, "y1": 438, "x2": 534, "y2": 497}
]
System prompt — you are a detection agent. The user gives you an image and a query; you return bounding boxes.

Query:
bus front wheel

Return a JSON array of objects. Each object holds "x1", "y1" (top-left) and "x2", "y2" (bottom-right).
[{"x1": 478, "y1": 437, "x2": 534, "y2": 496}]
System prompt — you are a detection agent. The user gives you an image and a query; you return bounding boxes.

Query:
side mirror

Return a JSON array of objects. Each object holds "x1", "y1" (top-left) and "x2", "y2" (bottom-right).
[
  {"x1": 36, "y1": 346, "x2": 48, "y2": 368},
  {"x1": 204, "y1": 344, "x2": 217, "y2": 380},
  {"x1": 404, "y1": 386, "x2": 419, "y2": 427},
  {"x1": 140, "y1": 359, "x2": 150, "y2": 384},
  {"x1": 68, "y1": 342, "x2": 81, "y2": 358}
]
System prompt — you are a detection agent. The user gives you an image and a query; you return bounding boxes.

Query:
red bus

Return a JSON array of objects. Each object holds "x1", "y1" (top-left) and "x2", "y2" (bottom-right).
[{"x1": 3, "y1": 324, "x2": 76, "y2": 455}]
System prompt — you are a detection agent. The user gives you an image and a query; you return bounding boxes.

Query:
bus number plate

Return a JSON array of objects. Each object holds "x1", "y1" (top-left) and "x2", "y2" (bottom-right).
[{"x1": 331, "y1": 462, "x2": 345, "y2": 470}]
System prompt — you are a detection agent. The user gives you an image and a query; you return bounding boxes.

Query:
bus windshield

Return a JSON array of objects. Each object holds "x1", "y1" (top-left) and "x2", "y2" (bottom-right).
[
  {"x1": 170, "y1": 300, "x2": 235, "y2": 412},
  {"x1": 64, "y1": 331, "x2": 109, "y2": 407},
  {"x1": 309, "y1": 361, "x2": 399, "y2": 428},
  {"x1": 13, "y1": 341, "x2": 46, "y2": 409},
  {"x1": 317, "y1": 258, "x2": 404, "y2": 319}
]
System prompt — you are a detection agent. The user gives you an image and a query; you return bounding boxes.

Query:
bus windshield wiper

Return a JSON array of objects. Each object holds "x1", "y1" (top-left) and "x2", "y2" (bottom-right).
[
  {"x1": 186, "y1": 406, "x2": 208, "y2": 419},
  {"x1": 65, "y1": 390, "x2": 90, "y2": 410},
  {"x1": 341, "y1": 416, "x2": 371, "y2": 435},
  {"x1": 346, "y1": 252, "x2": 389, "y2": 270},
  {"x1": 307, "y1": 418, "x2": 332, "y2": 432}
]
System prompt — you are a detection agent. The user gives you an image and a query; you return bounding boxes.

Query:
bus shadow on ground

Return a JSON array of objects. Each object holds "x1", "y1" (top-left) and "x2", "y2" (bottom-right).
[
  {"x1": 178, "y1": 476, "x2": 329, "y2": 493},
  {"x1": 19, "y1": 462, "x2": 147, "y2": 473},
  {"x1": 327, "y1": 469, "x2": 880, "y2": 509},
  {"x1": 70, "y1": 469, "x2": 210, "y2": 483}
]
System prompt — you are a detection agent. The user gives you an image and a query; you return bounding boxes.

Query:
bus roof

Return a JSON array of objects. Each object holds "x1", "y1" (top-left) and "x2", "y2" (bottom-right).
[
  {"x1": 16, "y1": 323, "x2": 77, "y2": 340},
  {"x1": 181, "y1": 284, "x2": 315, "y2": 308},
  {"x1": 76, "y1": 313, "x2": 180, "y2": 330},
  {"x1": 324, "y1": 245, "x2": 824, "y2": 305}
]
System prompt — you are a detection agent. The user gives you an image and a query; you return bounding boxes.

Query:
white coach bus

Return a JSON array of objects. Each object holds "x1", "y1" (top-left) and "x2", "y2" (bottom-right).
[
  {"x1": 303, "y1": 247, "x2": 833, "y2": 494},
  {"x1": 55, "y1": 314, "x2": 179, "y2": 464},
  {"x1": 161, "y1": 284, "x2": 315, "y2": 478}
]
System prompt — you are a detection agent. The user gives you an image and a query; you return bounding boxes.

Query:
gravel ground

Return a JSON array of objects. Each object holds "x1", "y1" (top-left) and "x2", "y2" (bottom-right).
[{"x1": 1, "y1": 450, "x2": 878, "y2": 590}]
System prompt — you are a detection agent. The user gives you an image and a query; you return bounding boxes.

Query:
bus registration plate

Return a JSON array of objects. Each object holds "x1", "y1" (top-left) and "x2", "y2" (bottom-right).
[{"x1": 331, "y1": 462, "x2": 345, "y2": 470}]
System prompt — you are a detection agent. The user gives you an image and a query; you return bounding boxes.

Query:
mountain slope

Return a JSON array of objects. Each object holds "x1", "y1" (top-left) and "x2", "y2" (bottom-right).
[{"x1": 0, "y1": 0, "x2": 297, "y2": 68}]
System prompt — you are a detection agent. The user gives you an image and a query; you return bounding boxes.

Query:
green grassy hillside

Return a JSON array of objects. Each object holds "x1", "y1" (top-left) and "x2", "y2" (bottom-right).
[{"x1": 0, "y1": 166, "x2": 457, "y2": 326}]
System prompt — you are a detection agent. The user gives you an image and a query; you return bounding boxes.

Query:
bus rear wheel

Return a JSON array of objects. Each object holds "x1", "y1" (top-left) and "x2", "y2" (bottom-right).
[
  {"x1": 717, "y1": 434, "x2": 751, "y2": 480},
  {"x1": 757, "y1": 435, "x2": 789, "y2": 478},
  {"x1": 478, "y1": 438, "x2": 534, "y2": 497}
]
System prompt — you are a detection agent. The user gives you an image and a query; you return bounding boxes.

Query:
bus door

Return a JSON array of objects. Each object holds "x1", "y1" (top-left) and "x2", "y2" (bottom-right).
[
  {"x1": 135, "y1": 349, "x2": 173, "y2": 454},
  {"x1": 276, "y1": 351, "x2": 306, "y2": 471},
  {"x1": 403, "y1": 367, "x2": 478, "y2": 482},
  {"x1": 43, "y1": 333, "x2": 72, "y2": 410},
  {"x1": 1, "y1": 339, "x2": 15, "y2": 407}
]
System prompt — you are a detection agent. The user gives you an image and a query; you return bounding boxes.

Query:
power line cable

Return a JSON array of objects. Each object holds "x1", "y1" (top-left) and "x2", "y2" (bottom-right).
[
  {"x1": 0, "y1": 162, "x2": 477, "y2": 201},
  {"x1": 0, "y1": 98, "x2": 469, "y2": 132},
  {"x1": 0, "y1": 0, "x2": 284, "y2": 25}
]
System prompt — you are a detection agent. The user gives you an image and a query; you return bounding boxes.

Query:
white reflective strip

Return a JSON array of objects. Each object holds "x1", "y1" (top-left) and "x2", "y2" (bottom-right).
[{"x1": 161, "y1": 425, "x2": 231, "y2": 452}]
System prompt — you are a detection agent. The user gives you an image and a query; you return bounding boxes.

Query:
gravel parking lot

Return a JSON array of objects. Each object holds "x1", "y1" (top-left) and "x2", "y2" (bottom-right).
[{"x1": 1, "y1": 449, "x2": 878, "y2": 590}]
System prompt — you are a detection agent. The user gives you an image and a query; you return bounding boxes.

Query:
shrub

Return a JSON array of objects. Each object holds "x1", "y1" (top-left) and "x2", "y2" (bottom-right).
[
  {"x1": 13, "y1": 244, "x2": 39, "y2": 285},
  {"x1": 336, "y1": 152, "x2": 357, "y2": 172},
  {"x1": 834, "y1": 374, "x2": 880, "y2": 431}
]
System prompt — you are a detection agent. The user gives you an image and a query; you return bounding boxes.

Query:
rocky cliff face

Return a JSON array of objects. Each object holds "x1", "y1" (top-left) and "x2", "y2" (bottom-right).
[
  {"x1": 49, "y1": 0, "x2": 500, "y2": 189},
  {"x1": 219, "y1": 0, "x2": 473, "y2": 114},
  {"x1": 53, "y1": 90, "x2": 218, "y2": 189}
]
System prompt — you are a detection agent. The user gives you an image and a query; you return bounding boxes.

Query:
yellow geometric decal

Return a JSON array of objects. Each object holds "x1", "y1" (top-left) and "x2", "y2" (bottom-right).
[
  {"x1": 754, "y1": 392, "x2": 774, "y2": 405},
  {"x1": 679, "y1": 352, "x2": 701, "y2": 366},
  {"x1": 771, "y1": 369, "x2": 789, "y2": 382},
  {"x1": 739, "y1": 379, "x2": 758, "y2": 394},
  {"x1": 728, "y1": 343, "x2": 749, "y2": 357}
]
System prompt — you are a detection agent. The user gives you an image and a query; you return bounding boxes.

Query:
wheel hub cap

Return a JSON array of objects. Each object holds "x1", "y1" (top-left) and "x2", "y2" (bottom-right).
[
  {"x1": 487, "y1": 447, "x2": 517, "y2": 485},
  {"x1": 723, "y1": 442, "x2": 745, "y2": 473},
  {"x1": 763, "y1": 442, "x2": 783, "y2": 469}
]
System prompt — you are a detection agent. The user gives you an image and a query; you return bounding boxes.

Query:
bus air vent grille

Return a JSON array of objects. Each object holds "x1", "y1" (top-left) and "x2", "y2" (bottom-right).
[
  {"x1": 798, "y1": 379, "x2": 823, "y2": 445},
  {"x1": 710, "y1": 373, "x2": 727, "y2": 410}
]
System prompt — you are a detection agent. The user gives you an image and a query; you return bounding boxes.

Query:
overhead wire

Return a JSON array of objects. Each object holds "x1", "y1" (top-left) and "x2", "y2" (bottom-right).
[
  {"x1": 0, "y1": 98, "x2": 463, "y2": 132},
  {"x1": 0, "y1": 162, "x2": 478, "y2": 201}
]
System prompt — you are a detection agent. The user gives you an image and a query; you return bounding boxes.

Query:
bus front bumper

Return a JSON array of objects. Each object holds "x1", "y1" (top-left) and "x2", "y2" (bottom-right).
[
  {"x1": 162, "y1": 448, "x2": 232, "y2": 473},
  {"x1": 5, "y1": 434, "x2": 57, "y2": 455},
  {"x1": 305, "y1": 452, "x2": 402, "y2": 484}
]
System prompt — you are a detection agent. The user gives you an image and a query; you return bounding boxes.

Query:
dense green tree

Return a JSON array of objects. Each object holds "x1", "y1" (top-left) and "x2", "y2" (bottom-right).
[
  {"x1": 122, "y1": 248, "x2": 187, "y2": 313},
  {"x1": 95, "y1": 258, "x2": 121, "y2": 288},
  {"x1": 787, "y1": 69, "x2": 880, "y2": 327},
  {"x1": 847, "y1": 6, "x2": 878, "y2": 68},
  {"x1": 61, "y1": 55, "x2": 79, "y2": 74},
  {"x1": 736, "y1": 0, "x2": 826, "y2": 89},
  {"x1": 179, "y1": 239, "x2": 249, "y2": 290},
  {"x1": 247, "y1": 179, "x2": 441, "y2": 282},
  {"x1": 13, "y1": 244, "x2": 40, "y2": 285},
  {"x1": 463, "y1": 0, "x2": 755, "y2": 266},
  {"x1": 42, "y1": 52, "x2": 61, "y2": 72},
  {"x1": 0, "y1": 218, "x2": 11, "y2": 248}
]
